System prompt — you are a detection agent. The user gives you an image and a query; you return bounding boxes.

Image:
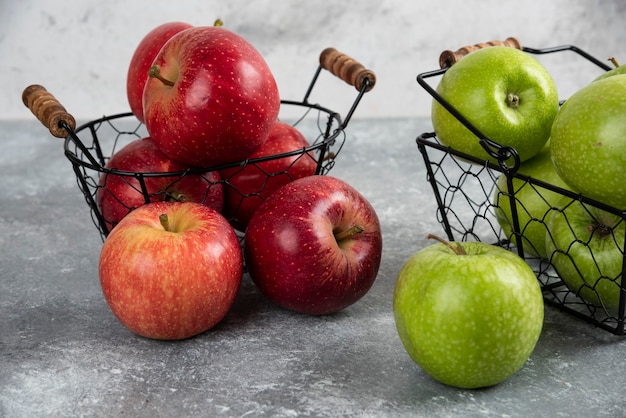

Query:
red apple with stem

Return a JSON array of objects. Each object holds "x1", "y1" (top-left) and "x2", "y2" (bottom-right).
[
  {"x1": 97, "y1": 137, "x2": 224, "y2": 232},
  {"x1": 244, "y1": 175, "x2": 383, "y2": 315},
  {"x1": 143, "y1": 25, "x2": 280, "y2": 167},
  {"x1": 126, "y1": 21, "x2": 193, "y2": 123},
  {"x1": 99, "y1": 201, "x2": 243, "y2": 340},
  {"x1": 220, "y1": 121, "x2": 318, "y2": 231}
]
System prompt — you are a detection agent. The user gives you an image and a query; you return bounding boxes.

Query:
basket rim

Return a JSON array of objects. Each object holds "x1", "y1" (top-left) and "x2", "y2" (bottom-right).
[{"x1": 63, "y1": 99, "x2": 344, "y2": 176}]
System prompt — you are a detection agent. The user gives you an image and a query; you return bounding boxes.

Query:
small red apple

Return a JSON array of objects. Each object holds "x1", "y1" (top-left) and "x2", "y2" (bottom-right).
[
  {"x1": 99, "y1": 201, "x2": 243, "y2": 340},
  {"x1": 244, "y1": 175, "x2": 383, "y2": 315},
  {"x1": 220, "y1": 121, "x2": 317, "y2": 231},
  {"x1": 126, "y1": 21, "x2": 193, "y2": 123},
  {"x1": 143, "y1": 25, "x2": 280, "y2": 167},
  {"x1": 97, "y1": 137, "x2": 223, "y2": 232}
]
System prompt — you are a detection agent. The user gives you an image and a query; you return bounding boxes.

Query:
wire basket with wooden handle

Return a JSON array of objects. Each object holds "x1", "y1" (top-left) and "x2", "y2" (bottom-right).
[
  {"x1": 416, "y1": 38, "x2": 626, "y2": 335},
  {"x1": 23, "y1": 47, "x2": 376, "y2": 240}
]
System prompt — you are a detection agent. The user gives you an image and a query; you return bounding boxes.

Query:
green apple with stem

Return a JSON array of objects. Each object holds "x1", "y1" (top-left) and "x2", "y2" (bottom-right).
[
  {"x1": 593, "y1": 56, "x2": 626, "y2": 82},
  {"x1": 493, "y1": 143, "x2": 572, "y2": 259},
  {"x1": 550, "y1": 74, "x2": 626, "y2": 210},
  {"x1": 393, "y1": 234, "x2": 544, "y2": 389},
  {"x1": 431, "y1": 46, "x2": 559, "y2": 164},
  {"x1": 545, "y1": 197, "x2": 625, "y2": 316}
]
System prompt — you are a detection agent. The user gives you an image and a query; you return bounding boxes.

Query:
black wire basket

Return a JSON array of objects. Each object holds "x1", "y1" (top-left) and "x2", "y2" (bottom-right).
[
  {"x1": 416, "y1": 38, "x2": 626, "y2": 335},
  {"x1": 23, "y1": 47, "x2": 376, "y2": 241}
]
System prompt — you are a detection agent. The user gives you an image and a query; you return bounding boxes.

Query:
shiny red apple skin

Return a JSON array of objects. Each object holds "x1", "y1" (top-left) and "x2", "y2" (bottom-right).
[
  {"x1": 220, "y1": 121, "x2": 317, "y2": 231},
  {"x1": 99, "y1": 201, "x2": 243, "y2": 340},
  {"x1": 126, "y1": 22, "x2": 193, "y2": 123},
  {"x1": 244, "y1": 175, "x2": 383, "y2": 315},
  {"x1": 96, "y1": 137, "x2": 223, "y2": 231},
  {"x1": 143, "y1": 25, "x2": 280, "y2": 167}
]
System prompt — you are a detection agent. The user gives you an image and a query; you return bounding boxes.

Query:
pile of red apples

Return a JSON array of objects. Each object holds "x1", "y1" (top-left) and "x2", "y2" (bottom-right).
[{"x1": 97, "y1": 21, "x2": 383, "y2": 340}]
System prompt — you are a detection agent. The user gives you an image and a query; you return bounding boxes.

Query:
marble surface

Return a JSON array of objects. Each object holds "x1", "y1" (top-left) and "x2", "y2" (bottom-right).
[
  {"x1": 2, "y1": 117, "x2": 626, "y2": 417},
  {"x1": 2, "y1": 0, "x2": 626, "y2": 121}
]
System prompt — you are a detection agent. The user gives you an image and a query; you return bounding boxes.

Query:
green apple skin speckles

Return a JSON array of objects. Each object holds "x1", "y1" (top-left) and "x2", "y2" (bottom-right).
[
  {"x1": 550, "y1": 75, "x2": 626, "y2": 210},
  {"x1": 431, "y1": 46, "x2": 559, "y2": 164},
  {"x1": 493, "y1": 143, "x2": 572, "y2": 259},
  {"x1": 545, "y1": 198, "x2": 625, "y2": 315},
  {"x1": 393, "y1": 241, "x2": 544, "y2": 389}
]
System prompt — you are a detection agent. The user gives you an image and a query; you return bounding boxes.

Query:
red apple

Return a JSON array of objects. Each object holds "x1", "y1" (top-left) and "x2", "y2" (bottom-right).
[
  {"x1": 97, "y1": 137, "x2": 224, "y2": 232},
  {"x1": 220, "y1": 121, "x2": 318, "y2": 231},
  {"x1": 244, "y1": 175, "x2": 383, "y2": 315},
  {"x1": 126, "y1": 21, "x2": 193, "y2": 123},
  {"x1": 99, "y1": 201, "x2": 243, "y2": 340},
  {"x1": 143, "y1": 25, "x2": 280, "y2": 167}
]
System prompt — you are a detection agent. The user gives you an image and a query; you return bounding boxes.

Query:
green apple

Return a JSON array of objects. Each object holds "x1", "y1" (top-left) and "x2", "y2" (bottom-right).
[
  {"x1": 493, "y1": 143, "x2": 572, "y2": 258},
  {"x1": 431, "y1": 46, "x2": 559, "y2": 164},
  {"x1": 545, "y1": 197, "x2": 625, "y2": 315},
  {"x1": 550, "y1": 74, "x2": 626, "y2": 209},
  {"x1": 593, "y1": 57, "x2": 626, "y2": 82},
  {"x1": 393, "y1": 236, "x2": 544, "y2": 389}
]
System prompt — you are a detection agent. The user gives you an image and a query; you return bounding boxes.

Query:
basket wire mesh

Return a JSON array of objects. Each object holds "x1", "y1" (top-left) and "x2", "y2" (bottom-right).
[
  {"x1": 416, "y1": 43, "x2": 626, "y2": 334},
  {"x1": 59, "y1": 54, "x2": 373, "y2": 241}
]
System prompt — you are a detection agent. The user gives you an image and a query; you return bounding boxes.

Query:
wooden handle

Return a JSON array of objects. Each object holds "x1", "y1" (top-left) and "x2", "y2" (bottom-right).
[
  {"x1": 22, "y1": 84, "x2": 76, "y2": 138},
  {"x1": 319, "y1": 47, "x2": 376, "y2": 92},
  {"x1": 439, "y1": 37, "x2": 522, "y2": 68}
]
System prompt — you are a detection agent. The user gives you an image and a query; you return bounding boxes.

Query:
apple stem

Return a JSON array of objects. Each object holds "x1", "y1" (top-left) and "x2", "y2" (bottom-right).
[
  {"x1": 165, "y1": 191, "x2": 188, "y2": 203},
  {"x1": 507, "y1": 93, "x2": 520, "y2": 109},
  {"x1": 148, "y1": 65, "x2": 175, "y2": 87},
  {"x1": 426, "y1": 233, "x2": 467, "y2": 255},
  {"x1": 588, "y1": 223, "x2": 613, "y2": 239},
  {"x1": 609, "y1": 56, "x2": 621, "y2": 68},
  {"x1": 214, "y1": 18, "x2": 224, "y2": 27},
  {"x1": 159, "y1": 213, "x2": 171, "y2": 231},
  {"x1": 334, "y1": 225, "x2": 364, "y2": 242}
]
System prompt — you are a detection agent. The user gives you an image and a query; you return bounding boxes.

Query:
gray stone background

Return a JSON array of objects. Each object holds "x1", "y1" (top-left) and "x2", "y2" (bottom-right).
[{"x1": 2, "y1": 0, "x2": 625, "y2": 121}]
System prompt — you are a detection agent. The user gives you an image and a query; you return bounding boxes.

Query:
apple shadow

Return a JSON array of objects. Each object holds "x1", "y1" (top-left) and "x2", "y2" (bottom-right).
[{"x1": 214, "y1": 275, "x2": 271, "y2": 330}]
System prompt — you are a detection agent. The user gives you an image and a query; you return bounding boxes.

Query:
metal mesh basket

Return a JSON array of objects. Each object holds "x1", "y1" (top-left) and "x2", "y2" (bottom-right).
[
  {"x1": 416, "y1": 39, "x2": 626, "y2": 334},
  {"x1": 23, "y1": 47, "x2": 376, "y2": 241}
]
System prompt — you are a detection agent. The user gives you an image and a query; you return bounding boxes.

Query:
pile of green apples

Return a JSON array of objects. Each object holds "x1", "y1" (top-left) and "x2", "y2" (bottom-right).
[{"x1": 394, "y1": 45, "x2": 626, "y2": 389}]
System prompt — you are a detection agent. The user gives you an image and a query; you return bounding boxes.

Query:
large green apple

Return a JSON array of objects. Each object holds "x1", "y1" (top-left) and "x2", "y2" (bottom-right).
[
  {"x1": 431, "y1": 46, "x2": 559, "y2": 164},
  {"x1": 493, "y1": 143, "x2": 572, "y2": 258},
  {"x1": 550, "y1": 74, "x2": 626, "y2": 210},
  {"x1": 545, "y1": 197, "x2": 625, "y2": 316},
  {"x1": 393, "y1": 237, "x2": 544, "y2": 389}
]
